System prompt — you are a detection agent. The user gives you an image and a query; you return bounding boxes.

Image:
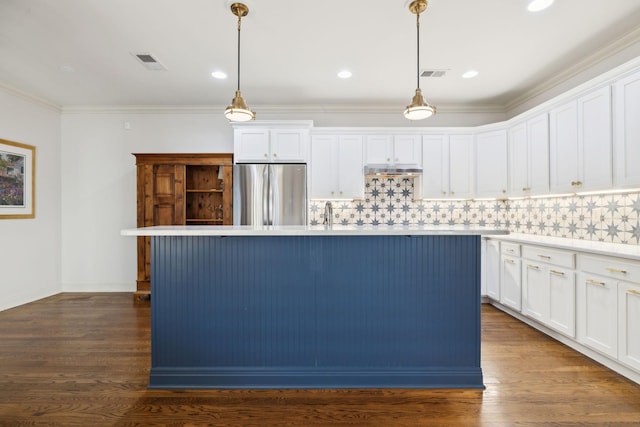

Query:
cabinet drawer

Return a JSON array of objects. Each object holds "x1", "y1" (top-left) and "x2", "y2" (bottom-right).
[
  {"x1": 501, "y1": 242, "x2": 520, "y2": 257},
  {"x1": 579, "y1": 254, "x2": 640, "y2": 284},
  {"x1": 522, "y1": 245, "x2": 575, "y2": 268}
]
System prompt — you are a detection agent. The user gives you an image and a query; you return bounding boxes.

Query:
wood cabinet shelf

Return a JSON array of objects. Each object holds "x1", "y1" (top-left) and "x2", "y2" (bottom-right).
[{"x1": 133, "y1": 153, "x2": 233, "y2": 302}]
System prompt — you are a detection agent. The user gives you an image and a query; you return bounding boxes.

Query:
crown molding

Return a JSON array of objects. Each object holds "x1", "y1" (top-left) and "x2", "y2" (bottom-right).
[
  {"x1": 60, "y1": 102, "x2": 505, "y2": 115},
  {"x1": 0, "y1": 82, "x2": 61, "y2": 113},
  {"x1": 505, "y1": 25, "x2": 640, "y2": 113}
]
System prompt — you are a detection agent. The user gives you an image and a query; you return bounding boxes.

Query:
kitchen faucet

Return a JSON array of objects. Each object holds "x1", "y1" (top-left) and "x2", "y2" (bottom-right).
[{"x1": 323, "y1": 201, "x2": 333, "y2": 227}]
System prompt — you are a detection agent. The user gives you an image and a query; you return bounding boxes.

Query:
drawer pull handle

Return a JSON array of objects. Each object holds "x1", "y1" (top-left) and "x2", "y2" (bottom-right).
[
  {"x1": 538, "y1": 255, "x2": 551, "y2": 259},
  {"x1": 586, "y1": 279, "x2": 606, "y2": 286},
  {"x1": 527, "y1": 264, "x2": 540, "y2": 270},
  {"x1": 550, "y1": 270, "x2": 565, "y2": 276},
  {"x1": 628, "y1": 290, "x2": 640, "y2": 296},
  {"x1": 606, "y1": 267, "x2": 627, "y2": 274},
  {"x1": 504, "y1": 259, "x2": 515, "y2": 264},
  {"x1": 506, "y1": 249, "x2": 514, "y2": 253}
]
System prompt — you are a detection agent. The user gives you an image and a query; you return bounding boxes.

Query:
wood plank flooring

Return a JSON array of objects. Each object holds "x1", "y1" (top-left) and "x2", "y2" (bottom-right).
[{"x1": 0, "y1": 293, "x2": 639, "y2": 426}]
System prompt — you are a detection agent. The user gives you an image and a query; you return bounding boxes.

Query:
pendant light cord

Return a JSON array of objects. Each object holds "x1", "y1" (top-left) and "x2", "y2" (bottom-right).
[
  {"x1": 237, "y1": 14, "x2": 242, "y2": 92},
  {"x1": 416, "y1": 12, "x2": 421, "y2": 90}
]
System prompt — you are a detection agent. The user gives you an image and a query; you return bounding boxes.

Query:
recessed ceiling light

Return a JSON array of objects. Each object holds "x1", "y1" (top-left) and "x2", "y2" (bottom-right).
[
  {"x1": 337, "y1": 70, "x2": 352, "y2": 79},
  {"x1": 527, "y1": 0, "x2": 554, "y2": 12},
  {"x1": 211, "y1": 71, "x2": 227, "y2": 79},
  {"x1": 462, "y1": 70, "x2": 479, "y2": 79}
]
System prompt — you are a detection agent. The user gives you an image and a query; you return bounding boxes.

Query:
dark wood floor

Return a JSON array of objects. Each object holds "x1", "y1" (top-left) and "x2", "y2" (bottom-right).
[{"x1": 1, "y1": 293, "x2": 639, "y2": 426}]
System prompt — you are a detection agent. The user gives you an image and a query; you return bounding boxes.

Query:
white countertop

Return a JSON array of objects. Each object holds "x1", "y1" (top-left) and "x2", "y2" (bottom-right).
[
  {"x1": 121, "y1": 225, "x2": 510, "y2": 237},
  {"x1": 486, "y1": 233, "x2": 640, "y2": 261}
]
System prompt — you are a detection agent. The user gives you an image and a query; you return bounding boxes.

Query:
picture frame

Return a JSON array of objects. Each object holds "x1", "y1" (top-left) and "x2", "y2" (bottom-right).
[{"x1": 0, "y1": 139, "x2": 35, "y2": 219}]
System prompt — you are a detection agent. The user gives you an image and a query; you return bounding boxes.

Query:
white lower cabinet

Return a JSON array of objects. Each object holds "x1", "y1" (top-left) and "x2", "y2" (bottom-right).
[
  {"x1": 485, "y1": 239, "x2": 501, "y2": 300},
  {"x1": 522, "y1": 245, "x2": 576, "y2": 337},
  {"x1": 500, "y1": 243, "x2": 521, "y2": 311},
  {"x1": 619, "y1": 282, "x2": 640, "y2": 371},
  {"x1": 576, "y1": 271, "x2": 618, "y2": 359}
]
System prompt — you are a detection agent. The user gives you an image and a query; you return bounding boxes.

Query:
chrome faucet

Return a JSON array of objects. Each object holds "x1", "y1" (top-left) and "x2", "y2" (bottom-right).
[{"x1": 323, "y1": 201, "x2": 333, "y2": 227}]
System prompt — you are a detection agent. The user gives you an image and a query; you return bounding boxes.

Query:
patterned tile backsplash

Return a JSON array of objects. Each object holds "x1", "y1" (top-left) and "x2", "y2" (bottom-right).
[{"x1": 309, "y1": 177, "x2": 640, "y2": 246}]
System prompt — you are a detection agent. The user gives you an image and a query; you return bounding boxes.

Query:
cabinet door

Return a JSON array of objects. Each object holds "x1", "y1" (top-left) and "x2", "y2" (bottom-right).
[
  {"x1": 618, "y1": 282, "x2": 640, "y2": 371},
  {"x1": 150, "y1": 164, "x2": 185, "y2": 226},
  {"x1": 448, "y1": 135, "x2": 474, "y2": 199},
  {"x1": 365, "y1": 135, "x2": 393, "y2": 164},
  {"x1": 577, "y1": 273, "x2": 618, "y2": 358},
  {"x1": 393, "y1": 135, "x2": 422, "y2": 164},
  {"x1": 522, "y1": 262, "x2": 547, "y2": 323},
  {"x1": 310, "y1": 135, "x2": 338, "y2": 199},
  {"x1": 527, "y1": 113, "x2": 550, "y2": 194},
  {"x1": 614, "y1": 70, "x2": 640, "y2": 188},
  {"x1": 548, "y1": 267, "x2": 575, "y2": 337},
  {"x1": 234, "y1": 129, "x2": 270, "y2": 162},
  {"x1": 485, "y1": 240, "x2": 501, "y2": 300},
  {"x1": 475, "y1": 130, "x2": 508, "y2": 198},
  {"x1": 337, "y1": 135, "x2": 364, "y2": 199},
  {"x1": 421, "y1": 134, "x2": 449, "y2": 198},
  {"x1": 508, "y1": 122, "x2": 529, "y2": 196},
  {"x1": 549, "y1": 101, "x2": 579, "y2": 193},
  {"x1": 578, "y1": 86, "x2": 612, "y2": 191},
  {"x1": 501, "y1": 256, "x2": 521, "y2": 311},
  {"x1": 270, "y1": 129, "x2": 308, "y2": 162}
]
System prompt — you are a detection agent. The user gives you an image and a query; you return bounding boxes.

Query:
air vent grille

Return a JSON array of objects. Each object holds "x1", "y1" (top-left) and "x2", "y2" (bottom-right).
[
  {"x1": 132, "y1": 52, "x2": 167, "y2": 71},
  {"x1": 420, "y1": 69, "x2": 447, "y2": 78}
]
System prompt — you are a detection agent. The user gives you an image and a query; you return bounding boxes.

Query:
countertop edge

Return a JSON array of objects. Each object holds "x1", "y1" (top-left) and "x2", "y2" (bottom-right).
[
  {"x1": 485, "y1": 233, "x2": 640, "y2": 261},
  {"x1": 121, "y1": 225, "x2": 509, "y2": 237}
]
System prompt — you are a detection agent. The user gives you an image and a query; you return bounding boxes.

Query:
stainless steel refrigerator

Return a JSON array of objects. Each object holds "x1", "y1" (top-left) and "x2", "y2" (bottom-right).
[{"x1": 233, "y1": 163, "x2": 307, "y2": 225}]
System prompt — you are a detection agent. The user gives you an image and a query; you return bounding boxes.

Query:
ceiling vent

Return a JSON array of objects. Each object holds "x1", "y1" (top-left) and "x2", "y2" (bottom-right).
[
  {"x1": 420, "y1": 69, "x2": 447, "y2": 78},
  {"x1": 132, "y1": 52, "x2": 167, "y2": 71}
]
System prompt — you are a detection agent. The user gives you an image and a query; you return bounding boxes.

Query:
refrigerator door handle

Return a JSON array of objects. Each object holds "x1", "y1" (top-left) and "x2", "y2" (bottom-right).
[
  {"x1": 270, "y1": 165, "x2": 280, "y2": 225},
  {"x1": 262, "y1": 165, "x2": 269, "y2": 225}
]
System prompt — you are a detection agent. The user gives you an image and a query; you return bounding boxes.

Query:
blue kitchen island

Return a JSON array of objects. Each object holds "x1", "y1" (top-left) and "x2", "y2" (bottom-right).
[{"x1": 122, "y1": 225, "x2": 507, "y2": 389}]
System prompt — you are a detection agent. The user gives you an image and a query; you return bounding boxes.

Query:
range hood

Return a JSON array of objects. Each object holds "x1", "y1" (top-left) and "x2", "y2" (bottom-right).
[{"x1": 364, "y1": 164, "x2": 423, "y2": 178}]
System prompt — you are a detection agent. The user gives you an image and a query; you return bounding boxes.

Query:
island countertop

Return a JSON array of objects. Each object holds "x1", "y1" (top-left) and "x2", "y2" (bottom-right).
[{"x1": 121, "y1": 224, "x2": 509, "y2": 237}]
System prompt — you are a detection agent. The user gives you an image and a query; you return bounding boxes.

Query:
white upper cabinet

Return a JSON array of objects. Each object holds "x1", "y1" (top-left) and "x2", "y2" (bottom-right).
[
  {"x1": 421, "y1": 134, "x2": 448, "y2": 198},
  {"x1": 549, "y1": 86, "x2": 612, "y2": 192},
  {"x1": 448, "y1": 134, "x2": 475, "y2": 199},
  {"x1": 508, "y1": 122, "x2": 528, "y2": 196},
  {"x1": 310, "y1": 135, "x2": 363, "y2": 199},
  {"x1": 233, "y1": 124, "x2": 310, "y2": 163},
  {"x1": 527, "y1": 114, "x2": 550, "y2": 194},
  {"x1": 365, "y1": 135, "x2": 422, "y2": 165},
  {"x1": 475, "y1": 129, "x2": 508, "y2": 198},
  {"x1": 614, "y1": 69, "x2": 640, "y2": 188},
  {"x1": 508, "y1": 114, "x2": 550, "y2": 197},
  {"x1": 422, "y1": 134, "x2": 474, "y2": 199}
]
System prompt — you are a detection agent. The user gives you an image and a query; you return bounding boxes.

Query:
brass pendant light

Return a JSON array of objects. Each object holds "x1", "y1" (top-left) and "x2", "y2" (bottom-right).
[
  {"x1": 404, "y1": 0, "x2": 436, "y2": 120},
  {"x1": 224, "y1": 2, "x2": 255, "y2": 122}
]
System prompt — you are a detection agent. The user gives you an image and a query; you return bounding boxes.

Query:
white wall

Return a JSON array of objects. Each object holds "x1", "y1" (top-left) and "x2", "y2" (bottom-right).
[
  {"x1": 0, "y1": 90, "x2": 61, "y2": 311},
  {"x1": 60, "y1": 111, "x2": 233, "y2": 291}
]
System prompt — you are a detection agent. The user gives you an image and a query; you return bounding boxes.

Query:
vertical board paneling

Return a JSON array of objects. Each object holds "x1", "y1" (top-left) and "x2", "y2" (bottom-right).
[{"x1": 150, "y1": 234, "x2": 482, "y2": 388}]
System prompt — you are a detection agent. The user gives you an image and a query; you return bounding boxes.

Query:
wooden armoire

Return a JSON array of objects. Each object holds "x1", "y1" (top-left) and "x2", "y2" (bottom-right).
[{"x1": 133, "y1": 153, "x2": 233, "y2": 302}]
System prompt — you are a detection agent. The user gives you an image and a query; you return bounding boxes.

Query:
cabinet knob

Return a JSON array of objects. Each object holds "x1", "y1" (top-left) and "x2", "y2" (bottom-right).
[
  {"x1": 502, "y1": 189, "x2": 506, "y2": 194},
  {"x1": 571, "y1": 181, "x2": 583, "y2": 187},
  {"x1": 273, "y1": 153, "x2": 277, "y2": 158},
  {"x1": 387, "y1": 157, "x2": 391, "y2": 162},
  {"x1": 451, "y1": 191, "x2": 455, "y2": 195},
  {"x1": 522, "y1": 187, "x2": 530, "y2": 192},
  {"x1": 264, "y1": 153, "x2": 268, "y2": 158},
  {"x1": 442, "y1": 191, "x2": 447, "y2": 195}
]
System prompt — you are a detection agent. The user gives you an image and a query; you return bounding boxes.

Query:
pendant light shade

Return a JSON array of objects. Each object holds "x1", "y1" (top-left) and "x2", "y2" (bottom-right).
[
  {"x1": 404, "y1": 88, "x2": 435, "y2": 120},
  {"x1": 404, "y1": 0, "x2": 435, "y2": 121},
  {"x1": 224, "y1": 2, "x2": 255, "y2": 122}
]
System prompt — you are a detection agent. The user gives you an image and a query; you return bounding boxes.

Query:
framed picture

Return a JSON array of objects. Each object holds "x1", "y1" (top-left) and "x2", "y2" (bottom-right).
[{"x1": 0, "y1": 139, "x2": 35, "y2": 219}]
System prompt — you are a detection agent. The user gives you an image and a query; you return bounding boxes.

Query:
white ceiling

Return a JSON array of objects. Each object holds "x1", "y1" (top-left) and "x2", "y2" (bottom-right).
[{"x1": 1, "y1": 0, "x2": 640, "y2": 112}]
